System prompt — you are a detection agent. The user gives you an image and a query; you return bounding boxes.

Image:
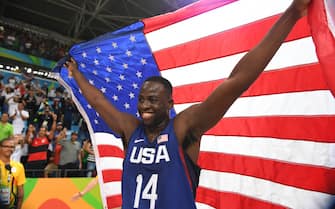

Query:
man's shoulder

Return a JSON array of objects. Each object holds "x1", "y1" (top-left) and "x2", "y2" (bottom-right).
[{"x1": 10, "y1": 160, "x2": 24, "y2": 169}]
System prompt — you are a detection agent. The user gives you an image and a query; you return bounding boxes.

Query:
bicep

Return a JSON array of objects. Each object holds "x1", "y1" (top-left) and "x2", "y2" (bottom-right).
[
  {"x1": 92, "y1": 97, "x2": 139, "y2": 140},
  {"x1": 182, "y1": 79, "x2": 243, "y2": 135}
]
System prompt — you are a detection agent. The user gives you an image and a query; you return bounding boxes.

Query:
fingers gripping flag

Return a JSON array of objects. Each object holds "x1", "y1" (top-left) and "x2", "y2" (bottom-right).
[{"x1": 54, "y1": 0, "x2": 335, "y2": 208}]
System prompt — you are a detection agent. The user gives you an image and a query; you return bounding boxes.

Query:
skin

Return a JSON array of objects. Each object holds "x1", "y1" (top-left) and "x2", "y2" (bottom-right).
[
  {"x1": 1, "y1": 112, "x2": 10, "y2": 124},
  {"x1": 71, "y1": 177, "x2": 121, "y2": 209},
  {"x1": 0, "y1": 139, "x2": 24, "y2": 209},
  {"x1": 26, "y1": 113, "x2": 57, "y2": 145},
  {"x1": 10, "y1": 102, "x2": 29, "y2": 121},
  {"x1": 64, "y1": 0, "x2": 311, "y2": 165}
]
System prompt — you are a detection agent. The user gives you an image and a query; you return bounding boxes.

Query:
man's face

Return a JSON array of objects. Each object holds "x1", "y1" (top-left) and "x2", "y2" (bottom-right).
[
  {"x1": 56, "y1": 124, "x2": 63, "y2": 131},
  {"x1": 39, "y1": 127, "x2": 47, "y2": 137},
  {"x1": 18, "y1": 102, "x2": 24, "y2": 110},
  {"x1": 71, "y1": 134, "x2": 78, "y2": 141},
  {"x1": 44, "y1": 107, "x2": 50, "y2": 114},
  {"x1": 138, "y1": 81, "x2": 172, "y2": 127},
  {"x1": 0, "y1": 140, "x2": 15, "y2": 158},
  {"x1": 1, "y1": 113, "x2": 9, "y2": 123}
]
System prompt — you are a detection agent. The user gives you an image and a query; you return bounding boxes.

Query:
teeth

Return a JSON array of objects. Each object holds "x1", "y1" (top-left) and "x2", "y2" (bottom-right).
[{"x1": 142, "y1": 113, "x2": 152, "y2": 119}]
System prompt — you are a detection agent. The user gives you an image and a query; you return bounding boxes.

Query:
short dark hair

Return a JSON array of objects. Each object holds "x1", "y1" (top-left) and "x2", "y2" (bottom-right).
[
  {"x1": 0, "y1": 137, "x2": 13, "y2": 146},
  {"x1": 144, "y1": 76, "x2": 173, "y2": 96}
]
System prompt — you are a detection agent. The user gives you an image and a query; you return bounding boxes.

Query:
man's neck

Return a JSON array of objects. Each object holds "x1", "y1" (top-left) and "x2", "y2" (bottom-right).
[{"x1": 0, "y1": 156, "x2": 10, "y2": 164}]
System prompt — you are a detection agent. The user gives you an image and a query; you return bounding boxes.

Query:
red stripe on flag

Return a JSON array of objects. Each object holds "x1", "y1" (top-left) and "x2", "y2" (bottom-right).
[
  {"x1": 308, "y1": 0, "x2": 335, "y2": 97},
  {"x1": 173, "y1": 63, "x2": 325, "y2": 104},
  {"x1": 199, "y1": 152, "x2": 335, "y2": 194},
  {"x1": 98, "y1": 145, "x2": 124, "y2": 158},
  {"x1": 154, "y1": 16, "x2": 310, "y2": 70},
  {"x1": 196, "y1": 187, "x2": 287, "y2": 209},
  {"x1": 143, "y1": 0, "x2": 237, "y2": 33},
  {"x1": 106, "y1": 194, "x2": 122, "y2": 209},
  {"x1": 207, "y1": 116, "x2": 335, "y2": 142},
  {"x1": 102, "y1": 169, "x2": 123, "y2": 182}
]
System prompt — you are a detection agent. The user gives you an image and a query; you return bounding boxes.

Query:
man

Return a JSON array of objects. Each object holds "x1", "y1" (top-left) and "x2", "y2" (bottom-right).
[
  {"x1": 25, "y1": 113, "x2": 57, "y2": 177},
  {"x1": 64, "y1": 0, "x2": 311, "y2": 208},
  {"x1": 0, "y1": 112, "x2": 14, "y2": 142},
  {"x1": 0, "y1": 137, "x2": 26, "y2": 209},
  {"x1": 57, "y1": 131, "x2": 82, "y2": 177},
  {"x1": 22, "y1": 87, "x2": 37, "y2": 126},
  {"x1": 9, "y1": 101, "x2": 29, "y2": 135},
  {"x1": 36, "y1": 105, "x2": 54, "y2": 131}
]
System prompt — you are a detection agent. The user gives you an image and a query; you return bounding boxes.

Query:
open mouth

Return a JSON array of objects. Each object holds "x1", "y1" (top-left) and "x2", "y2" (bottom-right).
[{"x1": 141, "y1": 112, "x2": 154, "y2": 120}]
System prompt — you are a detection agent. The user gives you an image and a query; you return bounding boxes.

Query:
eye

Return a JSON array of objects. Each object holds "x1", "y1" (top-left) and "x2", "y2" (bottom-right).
[{"x1": 148, "y1": 96, "x2": 159, "y2": 103}]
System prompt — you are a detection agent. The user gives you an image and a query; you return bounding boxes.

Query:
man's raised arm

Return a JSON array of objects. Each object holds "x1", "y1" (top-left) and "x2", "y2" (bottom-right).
[
  {"x1": 65, "y1": 58, "x2": 139, "y2": 140},
  {"x1": 180, "y1": 0, "x2": 311, "y2": 137}
]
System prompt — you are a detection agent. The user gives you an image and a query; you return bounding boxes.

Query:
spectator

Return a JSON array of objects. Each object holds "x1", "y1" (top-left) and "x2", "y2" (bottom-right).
[
  {"x1": 9, "y1": 101, "x2": 29, "y2": 135},
  {"x1": 22, "y1": 88, "x2": 37, "y2": 125},
  {"x1": 0, "y1": 23, "x2": 70, "y2": 61},
  {"x1": 25, "y1": 113, "x2": 57, "y2": 177},
  {"x1": 62, "y1": 97, "x2": 75, "y2": 130},
  {"x1": 77, "y1": 119, "x2": 90, "y2": 146},
  {"x1": 36, "y1": 105, "x2": 54, "y2": 130},
  {"x1": 58, "y1": 131, "x2": 82, "y2": 177},
  {"x1": 1, "y1": 86, "x2": 16, "y2": 113},
  {"x1": 0, "y1": 112, "x2": 14, "y2": 142},
  {"x1": 21, "y1": 124, "x2": 36, "y2": 166},
  {"x1": 51, "y1": 98, "x2": 63, "y2": 123},
  {"x1": 82, "y1": 138, "x2": 95, "y2": 177},
  {"x1": 10, "y1": 134, "x2": 25, "y2": 163},
  {"x1": 0, "y1": 73, "x2": 5, "y2": 110},
  {"x1": 44, "y1": 152, "x2": 58, "y2": 178},
  {"x1": 47, "y1": 86, "x2": 57, "y2": 100},
  {"x1": 0, "y1": 137, "x2": 26, "y2": 209}
]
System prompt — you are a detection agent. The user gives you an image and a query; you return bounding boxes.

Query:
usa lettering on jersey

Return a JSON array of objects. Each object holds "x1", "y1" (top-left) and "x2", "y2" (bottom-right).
[{"x1": 130, "y1": 145, "x2": 171, "y2": 164}]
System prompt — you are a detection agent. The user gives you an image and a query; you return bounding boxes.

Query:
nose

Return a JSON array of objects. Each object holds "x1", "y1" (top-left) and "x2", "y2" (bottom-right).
[{"x1": 139, "y1": 99, "x2": 151, "y2": 110}]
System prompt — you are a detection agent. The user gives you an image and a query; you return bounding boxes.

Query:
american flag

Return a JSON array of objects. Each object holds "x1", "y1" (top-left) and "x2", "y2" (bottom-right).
[{"x1": 54, "y1": 0, "x2": 335, "y2": 208}]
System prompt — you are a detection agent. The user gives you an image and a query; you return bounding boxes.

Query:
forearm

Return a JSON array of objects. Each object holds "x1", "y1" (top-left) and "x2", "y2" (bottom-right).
[
  {"x1": 16, "y1": 187, "x2": 24, "y2": 209},
  {"x1": 48, "y1": 118, "x2": 57, "y2": 138},
  {"x1": 81, "y1": 178, "x2": 99, "y2": 195},
  {"x1": 71, "y1": 67, "x2": 105, "y2": 108},
  {"x1": 229, "y1": 3, "x2": 302, "y2": 91},
  {"x1": 16, "y1": 197, "x2": 23, "y2": 209}
]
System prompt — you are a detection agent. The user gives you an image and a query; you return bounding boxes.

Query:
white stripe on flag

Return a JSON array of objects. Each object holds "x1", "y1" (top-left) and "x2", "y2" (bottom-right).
[
  {"x1": 196, "y1": 202, "x2": 216, "y2": 209},
  {"x1": 94, "y1": 132, "x2": 124, "y2": 150},
  {"x1": 103, "y1": 181, "x2": 122, "y2": 197},
  {"x1": 174, "y1": 90, "x2": 335, "y2": 116},
  {"x1": 199, "y1": 169, "x2": 335, "y2": 209},
  {"x1": 147, "y1": 0, "x2": 292, "y2": 51},
  {"x1": 200, "y1": 135, "x2": 335, "y2": 168},
  {"x1": 99, "y1": 157, "x2": 123, "y2": 170},
  {"x1": 161, "y1": 37, "x2": 318, "y2": 87}
]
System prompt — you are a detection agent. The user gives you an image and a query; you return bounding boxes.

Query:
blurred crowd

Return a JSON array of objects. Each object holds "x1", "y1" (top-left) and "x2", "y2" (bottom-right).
[
  {"x1": 0, "y1": 23, "x2": 70, "y2": 61},
  {"x1": 0, "y1": 72, "x2": 96, "y2": 178}
]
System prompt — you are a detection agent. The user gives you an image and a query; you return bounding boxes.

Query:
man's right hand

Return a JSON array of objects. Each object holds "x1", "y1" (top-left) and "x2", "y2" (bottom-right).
[{"x1": 64, "y1": 57, "x2": 78, "y2": 77}]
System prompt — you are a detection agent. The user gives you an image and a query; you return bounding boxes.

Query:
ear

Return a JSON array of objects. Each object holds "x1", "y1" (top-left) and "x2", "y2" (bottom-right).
[{"x1": 168, "y1": 99, "x2": 174, "y2": 110}]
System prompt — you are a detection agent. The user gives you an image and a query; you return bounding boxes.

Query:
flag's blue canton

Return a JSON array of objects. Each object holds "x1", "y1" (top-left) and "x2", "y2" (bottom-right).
[{"x1": 58, "y1": 22, "x2": 161, "y2": 134}]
